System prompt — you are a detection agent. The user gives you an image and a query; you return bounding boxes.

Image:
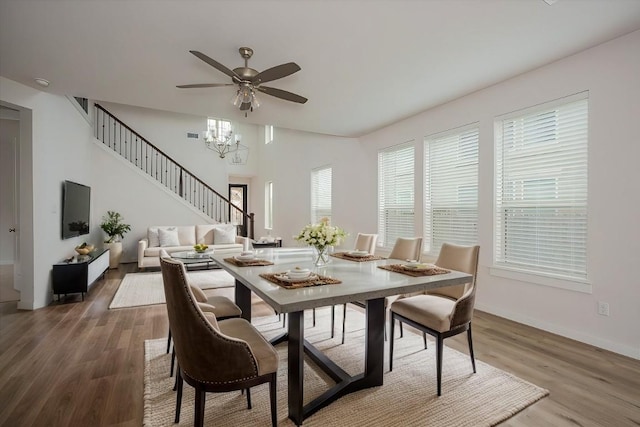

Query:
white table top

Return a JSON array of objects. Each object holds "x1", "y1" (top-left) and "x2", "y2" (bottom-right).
[{"x1": 211, "y1": 248, "x2": 472, "y2": 313}]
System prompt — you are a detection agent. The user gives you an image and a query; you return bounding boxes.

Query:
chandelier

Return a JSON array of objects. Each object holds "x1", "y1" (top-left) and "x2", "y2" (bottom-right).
[{"x1": 203, "y1": 121, "x2": 241, "y2": 159}]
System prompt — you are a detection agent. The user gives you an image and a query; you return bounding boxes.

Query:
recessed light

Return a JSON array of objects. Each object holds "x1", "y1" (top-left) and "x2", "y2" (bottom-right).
[{"x1": 34, "y1": 78, "x2": 50, "y2": 87}]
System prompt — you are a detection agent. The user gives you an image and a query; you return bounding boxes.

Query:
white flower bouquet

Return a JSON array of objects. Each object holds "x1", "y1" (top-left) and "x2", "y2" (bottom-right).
[{"x1": 294, "y1": 217, "x2": 347, "y2": 265}]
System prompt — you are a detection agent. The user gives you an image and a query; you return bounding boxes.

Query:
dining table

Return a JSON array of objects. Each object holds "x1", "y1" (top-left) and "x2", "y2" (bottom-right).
[{"x1": 211, "y1": 248, "x2": 472, "y2": 426}]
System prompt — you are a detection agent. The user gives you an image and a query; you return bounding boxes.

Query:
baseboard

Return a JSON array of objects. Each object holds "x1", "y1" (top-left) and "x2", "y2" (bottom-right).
[{"x1": 475, "y1": 302, "x2": 640, "y2": 360}]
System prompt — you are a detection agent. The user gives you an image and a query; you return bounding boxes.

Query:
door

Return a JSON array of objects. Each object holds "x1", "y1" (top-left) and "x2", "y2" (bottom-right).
[
  {"x1": 0, "y1": 114, "x2": 20, "y2": 301},
  {"x1": 229, "y1": 184, "x2": 248, "y2": 237}
]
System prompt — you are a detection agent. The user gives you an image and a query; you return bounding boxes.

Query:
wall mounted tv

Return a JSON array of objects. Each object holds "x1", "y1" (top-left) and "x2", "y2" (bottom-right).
[{"x1": 61, "y1": 180, "x2": 91, "y2": 240}]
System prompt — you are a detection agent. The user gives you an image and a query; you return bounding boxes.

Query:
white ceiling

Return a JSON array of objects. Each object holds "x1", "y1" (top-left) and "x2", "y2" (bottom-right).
[{"x1": 1, "y1": 0, "x2": 640, "y2": 137}]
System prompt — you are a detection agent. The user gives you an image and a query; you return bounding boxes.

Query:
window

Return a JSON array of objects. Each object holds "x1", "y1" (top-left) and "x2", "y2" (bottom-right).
[
  {"x1": 311, "y1": 166, "x2": 332, "y2": 223},
  {"x1": 265, "y1": 125, "x2": 274, "y2": 144},
  {"x1": 378, "y1": 142, "x2": 415, "y2": 249},
  {"x1": 495, "y1": 93, "x2": 588, "y2": 281},
  {"x1": 265, "y1": 181, "x2": 273, "y2": 230},
  {"x1": 206, "y1": 117, "x2": 232, "y2": 141},
  {"x1": 424, "y1": 126, "x2": 479, "y2": 254}
]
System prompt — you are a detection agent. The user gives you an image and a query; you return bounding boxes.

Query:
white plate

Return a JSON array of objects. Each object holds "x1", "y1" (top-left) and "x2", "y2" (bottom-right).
[
  {"x1": 347, "y1": 251, "x2": 369, "y2": 258},
  {"x1": 235, "y1": 255, "x2": 257, "y2": 261},
  {"x1": 275, "y1": 274, "x2": 318, "y2": 283},
  {"x1": 402, "y1": 263, "x2": 434, "y2": 271}
]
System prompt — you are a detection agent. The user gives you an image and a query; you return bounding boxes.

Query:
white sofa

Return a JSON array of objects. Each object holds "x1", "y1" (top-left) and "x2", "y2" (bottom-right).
[{"x1": 138, "y1": 224, "x2": 248, "y2": 269}]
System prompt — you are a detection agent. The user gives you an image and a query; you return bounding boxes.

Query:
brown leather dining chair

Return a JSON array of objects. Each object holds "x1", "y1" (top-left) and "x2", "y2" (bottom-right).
[
  {"x1": 160, "y1": 256, "x2": 279, "y2": 427},
  {"x1": 389, "y1": 243, "x2": 480, "y2": 396},
  {"x1": 341, "y1": 236, "x2": 423, "y2": 344},
  {"x1": 160, "y1": 249, "x2": 242, "y2": 377}
]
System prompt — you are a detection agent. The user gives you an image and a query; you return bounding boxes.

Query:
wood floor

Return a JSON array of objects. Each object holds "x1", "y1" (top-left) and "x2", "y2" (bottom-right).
[{"x1": 0, "y1": 264, "x2": 638, "y2": 426}]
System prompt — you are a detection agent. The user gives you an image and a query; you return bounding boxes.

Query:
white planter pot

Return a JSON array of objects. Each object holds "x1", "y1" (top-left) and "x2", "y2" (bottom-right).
[{"x1": 104, "y1": 242, "x2": 123, "y2": 269}]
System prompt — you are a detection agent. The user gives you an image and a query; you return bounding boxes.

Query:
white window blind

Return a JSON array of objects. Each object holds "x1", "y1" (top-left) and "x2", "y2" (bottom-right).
[
  {"x1": 378, "y1": 142, "x2": 415, "y2": 249},
  {"x1": 495, "y1": 94, "x2": 588, "y2": 280},
  {"x1": 424, "y1": 126, "x2": 478, "y2": 254},
  {"x1": 265, "y1": 181, "x2": 273, "y2": 230},
  {"x1": 311, "y1": 166, "x2": 332, "y2": 224}
]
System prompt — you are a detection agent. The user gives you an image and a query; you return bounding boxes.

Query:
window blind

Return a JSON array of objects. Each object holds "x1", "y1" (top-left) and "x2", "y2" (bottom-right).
[
  {"x1": 311, "y1": 166, "x2": 332, "y2": 223},
  {"x1": 495, "y1": 95, "x2": 588, "y2": 280},
  {"x1": 378, "y1": 143, "x2": 415, "y2": 249},
  {"x1": 424, "y1": 126, "x2": 478, "y2": 254}
]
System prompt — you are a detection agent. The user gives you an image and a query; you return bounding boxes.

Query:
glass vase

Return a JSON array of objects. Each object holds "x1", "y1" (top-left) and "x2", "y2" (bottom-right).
[{"x1": 313, "y1": 246, "x2": 331, "y2": 267}]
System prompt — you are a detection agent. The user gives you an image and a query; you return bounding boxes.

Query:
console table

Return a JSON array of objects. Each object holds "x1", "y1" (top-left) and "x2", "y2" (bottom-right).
[{"x1": 52, "y1": 248, "x2": 110, "y2": 300}]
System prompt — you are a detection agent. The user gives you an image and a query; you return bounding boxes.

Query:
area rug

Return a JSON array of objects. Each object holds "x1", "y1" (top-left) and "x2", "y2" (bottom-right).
[
  {"x1": 143, "y1": 307, "x2": 548, "y2": 426},
  {"x1": 109, "y1": 270, "x2": 234, "y2": 309}
]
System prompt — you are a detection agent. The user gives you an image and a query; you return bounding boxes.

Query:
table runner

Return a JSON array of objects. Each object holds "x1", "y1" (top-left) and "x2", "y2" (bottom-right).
[
  {"x1": 330, "y1": 252, "x2": 384, "y2": 262},
  {"x1": 378, "y1": 264, "x2": 450, "y2": 277},
  {"x1": 259, "y1": 272, "x2": 342, "y2": 289},
  {"x1": 223, "y1": 257, "x2": 274, "y2": 267}
]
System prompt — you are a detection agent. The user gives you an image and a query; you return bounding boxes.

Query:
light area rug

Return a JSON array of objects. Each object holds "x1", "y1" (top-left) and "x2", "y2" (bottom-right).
[
  {"x1": 143, "y1": 307, "x2": 548, "y2": 426},
  {"x1": 109, "y1": 270, "x2": 234, "y2": 309}
]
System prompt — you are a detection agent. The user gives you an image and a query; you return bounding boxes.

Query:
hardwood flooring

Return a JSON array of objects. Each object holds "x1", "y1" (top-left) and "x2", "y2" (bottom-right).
[{"x1": 0, "y1": 264, "x2": 638, "y2": 426}]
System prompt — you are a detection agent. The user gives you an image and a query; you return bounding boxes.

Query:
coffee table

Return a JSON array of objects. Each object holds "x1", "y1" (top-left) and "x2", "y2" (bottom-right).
[{"x1": 170, "y1": 250, "x2": 218, "y2": 270}]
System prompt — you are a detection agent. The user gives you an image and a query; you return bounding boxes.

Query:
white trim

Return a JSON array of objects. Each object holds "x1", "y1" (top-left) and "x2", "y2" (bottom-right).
[
  {"x1": 474, "y1": 303, "x2": 640, "y2": 360},
  {"x1": 489, "y1": 265, "x2": 592, "y2": 294},
  {"x1": 66, "y1": 96, "x2": 93, "y2": 125}
]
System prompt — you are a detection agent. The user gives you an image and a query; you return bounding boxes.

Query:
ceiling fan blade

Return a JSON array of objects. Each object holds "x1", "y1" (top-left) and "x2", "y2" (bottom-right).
[
  {"x1": 189, "y1": 50, "x2": 240, "y2": 81},
  {"x1": 240, "y1": 102, "x2": 252, "y2": 111},
  {"x1": 252, "y1": 62, "x2": 301, "y2": 85},
  {"x1": 257, "y1": 86, "x2": 308, "y2": 104},
  {"x1": 176, "y1": 83, "x2": 234, "y2": 88}
]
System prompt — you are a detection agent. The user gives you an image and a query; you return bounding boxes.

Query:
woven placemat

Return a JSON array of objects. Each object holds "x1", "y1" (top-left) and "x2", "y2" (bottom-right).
[
  {"x1": 223, "y1": 257, "x2": 274, "y2": 267},
  {"x1": 378, "y1": 264, "x2": 450, "y2": 277},
  {"x1": 259, "y1": 272, "x2": 342, "y2": 289},
  {"x1": 330, "y1": 252, "x2": 384, "y2": 262}
]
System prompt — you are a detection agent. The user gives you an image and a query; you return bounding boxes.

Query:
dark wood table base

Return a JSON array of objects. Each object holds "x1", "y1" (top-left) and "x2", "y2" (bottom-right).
[{"x1": 235, "y1": 280, "x2": 385, "y2": 425}]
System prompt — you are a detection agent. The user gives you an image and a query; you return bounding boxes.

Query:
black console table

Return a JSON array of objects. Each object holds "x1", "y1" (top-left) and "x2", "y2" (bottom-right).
[{"x1": 52, "y1": 248, "x2": 110, "y2": 300}]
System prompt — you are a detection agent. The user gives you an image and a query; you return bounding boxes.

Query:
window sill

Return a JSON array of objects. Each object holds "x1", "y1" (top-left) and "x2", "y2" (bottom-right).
[{"x1": 489, "y1": 266, "x2": 592, "y2": 294}]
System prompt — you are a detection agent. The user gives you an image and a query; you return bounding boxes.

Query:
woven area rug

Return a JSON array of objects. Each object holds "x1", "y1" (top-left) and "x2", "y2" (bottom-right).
[
  {"x1": 143, "y1": 308, "x2": 548, "y2": 426},
  {"x1": 109, "y1": 270, "x2": 234, "y2": 309}
]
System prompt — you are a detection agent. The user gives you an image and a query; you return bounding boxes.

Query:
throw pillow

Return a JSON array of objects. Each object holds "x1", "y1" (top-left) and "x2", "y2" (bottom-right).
[
  {"x1": 158, "y1": 227, "x2": 180, "y2": 247},
  {"x1": 148, "y1": 227, "x2": 160, "y2": 247},
  {"x1": 213, "y1": 224, "x2": 236, "y2": 244}
]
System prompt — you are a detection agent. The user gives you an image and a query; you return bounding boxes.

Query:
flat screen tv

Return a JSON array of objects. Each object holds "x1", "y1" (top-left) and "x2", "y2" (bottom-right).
[{"x1": 61, "y1": 180, "x2": 91, "y2": 240}]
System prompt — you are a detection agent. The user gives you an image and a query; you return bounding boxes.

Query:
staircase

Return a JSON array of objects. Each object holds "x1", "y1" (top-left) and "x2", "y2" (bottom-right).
[{"x1": 93, "y1": 104, "x2": 254, "y2": 239}]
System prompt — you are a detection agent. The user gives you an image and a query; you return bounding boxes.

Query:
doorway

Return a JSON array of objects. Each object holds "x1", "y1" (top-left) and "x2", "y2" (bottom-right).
[
  {"x1": 229, "y1": 184, "x2": 248, "y2": 237},
  {"x1": 0, "y1": 108, "x2": 20, "y2": 302}
]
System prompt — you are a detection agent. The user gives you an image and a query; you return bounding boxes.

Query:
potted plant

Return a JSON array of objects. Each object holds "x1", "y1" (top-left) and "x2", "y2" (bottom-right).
[{"x1": 100, "y1": 211, "x2": 131, "y2": 269}]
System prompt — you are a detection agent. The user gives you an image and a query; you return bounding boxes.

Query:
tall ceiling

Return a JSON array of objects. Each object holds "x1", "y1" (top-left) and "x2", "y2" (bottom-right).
[{"x1": 1, "y1": 0, "x2": 640, "y2": 137}]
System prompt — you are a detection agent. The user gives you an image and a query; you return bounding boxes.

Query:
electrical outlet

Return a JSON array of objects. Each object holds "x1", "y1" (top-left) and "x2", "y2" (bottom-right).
[{"x1": 597, "y1": 301, "x2": 610, "y2": 316}]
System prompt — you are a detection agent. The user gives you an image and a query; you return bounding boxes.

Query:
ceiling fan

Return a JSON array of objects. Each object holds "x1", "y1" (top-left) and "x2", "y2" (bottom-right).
[{"x1": 177, "y1": 47, "x2": 307, "y2": 115}]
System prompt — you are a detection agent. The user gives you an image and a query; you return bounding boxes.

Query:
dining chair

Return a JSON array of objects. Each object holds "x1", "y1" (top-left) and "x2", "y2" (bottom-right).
[
  {"x1": 160, "y1": 249, "x2": 242, "y2": 378},
  {"x1": 389, "y1": 243, "x2": 480, "y2": 396},
  {"x1": 327, "y1": 233, "x2": 379, "y2": 339},
  {"x1": 160, "y1": 256, "x2": 279, "y2": 427},
  {"x1": 340, "y1": 236, "x2": 423, "y2": 344}
]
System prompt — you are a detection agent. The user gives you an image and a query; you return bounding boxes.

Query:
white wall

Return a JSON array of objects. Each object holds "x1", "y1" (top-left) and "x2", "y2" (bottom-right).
[
  {"x1": 358, "y1": 30, "x2": 640, "y2": 359},
  {"x1": 251, "y1": 126, "x2": 366, "y2": 248},
  {"x1": 0, "y1": 77, "x2": 95, "y2": 309}
]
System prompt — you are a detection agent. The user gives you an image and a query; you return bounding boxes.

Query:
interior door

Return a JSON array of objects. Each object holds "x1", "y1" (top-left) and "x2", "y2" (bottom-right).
[
  {"x1": 229, "y1": 184, "x2": 248, "y2": 237},
  {"x1": 0, "y1": 115, "x2": 20, "y2": 301}
]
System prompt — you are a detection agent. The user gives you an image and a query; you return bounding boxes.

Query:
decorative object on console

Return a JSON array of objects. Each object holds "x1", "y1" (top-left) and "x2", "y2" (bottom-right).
[
  {"x1": 75, "y1": 242, "x2": 95, "y2": 256},
  {"x1": 294, "y1": 217, "x2": 347, "y2": 267},
  {"x1": 176, "y1": 47, "x2": 308, "y2": 117},
  {"x1": 100, "y1": 211, "x2": 132, "y2": 269}
]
